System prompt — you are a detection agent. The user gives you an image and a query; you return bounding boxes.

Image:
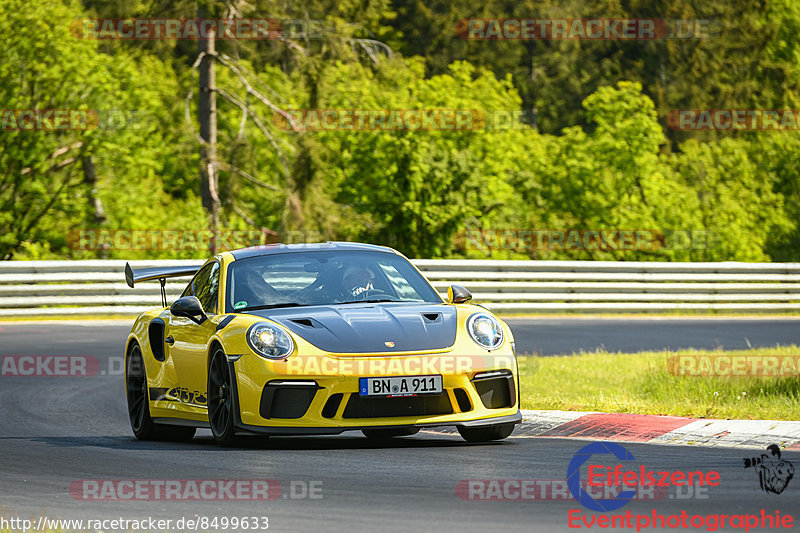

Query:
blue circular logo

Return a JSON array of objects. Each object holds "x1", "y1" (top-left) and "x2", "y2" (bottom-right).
[{"x1": 566, "y1": 442, "x2": 638, "y2": 512}]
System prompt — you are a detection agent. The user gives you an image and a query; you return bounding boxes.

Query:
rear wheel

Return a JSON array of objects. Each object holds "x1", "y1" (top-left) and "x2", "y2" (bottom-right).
[
  {"x1": 362, "y1": 427, "x2": 420, "y2": 440},
  {"x1": 208, "y1": 347, "x2": 240, "y2": 446},
  {"x1": 126, "y1": 342, "x2": 195, "y2": 442},
  {"x1": 457, "y1": 422, "x2": 515, "y2": 443}
]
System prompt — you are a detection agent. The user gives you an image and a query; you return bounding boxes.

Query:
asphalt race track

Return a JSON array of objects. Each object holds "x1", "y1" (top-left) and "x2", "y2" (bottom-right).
[
  {"x1": 0, "y1": 320, "x2": 799, "y2": 532},
  {"x1": 505, "y1": 317, "x2": 800, "y2": 355}
]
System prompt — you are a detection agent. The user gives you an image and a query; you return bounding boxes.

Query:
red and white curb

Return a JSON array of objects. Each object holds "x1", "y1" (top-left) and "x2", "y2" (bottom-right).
[{"x1": 511, "y1": 410, "x2": 800, "y2": 450}]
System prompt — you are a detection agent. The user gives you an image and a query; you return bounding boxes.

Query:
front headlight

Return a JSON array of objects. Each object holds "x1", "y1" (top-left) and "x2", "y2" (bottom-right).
[
  {"x1": 247, "y1": 322, "x2": 295, "y2": 359},
  {"x1": 467, "y1": 313, "x2": 504, "y2": 350}
]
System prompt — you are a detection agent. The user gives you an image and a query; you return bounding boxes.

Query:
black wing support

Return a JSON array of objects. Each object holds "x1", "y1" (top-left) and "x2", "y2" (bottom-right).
[{"x1": 124, "y1": 263, "x2": 202, "y2": 307}]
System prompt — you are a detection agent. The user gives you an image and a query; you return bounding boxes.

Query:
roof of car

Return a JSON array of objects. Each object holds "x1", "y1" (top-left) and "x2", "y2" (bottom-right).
[{"x1": 228, "y1": 241, "x2": 399, "y2": 260}]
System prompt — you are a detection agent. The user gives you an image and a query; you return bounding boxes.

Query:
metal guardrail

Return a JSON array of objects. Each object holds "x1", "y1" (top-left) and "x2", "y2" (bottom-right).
[{"x1": 1, "y1": 259, "x2": 800, "y2": 316}]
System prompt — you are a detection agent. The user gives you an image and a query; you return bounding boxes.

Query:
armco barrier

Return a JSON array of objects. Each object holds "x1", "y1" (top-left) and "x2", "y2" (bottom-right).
[{"x1": 0, "y1": 259, "x2": 799, "y2": 316}]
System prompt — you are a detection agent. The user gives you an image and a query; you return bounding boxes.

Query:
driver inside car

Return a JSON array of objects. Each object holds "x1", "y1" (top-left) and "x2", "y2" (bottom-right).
[
  {"x1": 236, "y1": 269, "x2": 281, "y2": 306},
  {"x1": 339, "y1": 265, "x2": 376, "y2": 300}
]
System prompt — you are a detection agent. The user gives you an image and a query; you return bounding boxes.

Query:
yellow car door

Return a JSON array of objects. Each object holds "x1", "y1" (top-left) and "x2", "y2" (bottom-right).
[{"x1": 165, "y1": 261, "x2": 221, "y2": 410}]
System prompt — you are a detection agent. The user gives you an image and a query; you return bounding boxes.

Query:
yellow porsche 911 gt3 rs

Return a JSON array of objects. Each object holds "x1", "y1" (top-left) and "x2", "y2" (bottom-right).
[{"x1": 124, "y1": 242, "x2": 521, "y2": 445}]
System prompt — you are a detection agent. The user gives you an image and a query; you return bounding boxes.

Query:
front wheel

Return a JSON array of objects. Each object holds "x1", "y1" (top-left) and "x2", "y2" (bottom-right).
[
  {"x1": 457, "y1": 422, "x2": 515, "y2": 443},
  {"x1": 126, "y1": 342, "x2": 195, "y2": 442},
  {"x1": 208, "y1": 347, "x2": 239, "y2": 446}
]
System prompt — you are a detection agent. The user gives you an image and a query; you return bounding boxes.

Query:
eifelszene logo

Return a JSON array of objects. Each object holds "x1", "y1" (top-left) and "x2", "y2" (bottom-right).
[
  {"x1": 744, "y1": 445, "x2": 795, "y2": 494},
  {"x1": 567, "y1": 442, "x2": 721, "y2": 512}
]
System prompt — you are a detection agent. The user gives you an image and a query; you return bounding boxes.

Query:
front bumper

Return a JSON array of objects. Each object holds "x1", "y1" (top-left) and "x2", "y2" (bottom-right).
[{"x1": 230, "y1": 351, "x2": 521, "y2": 435}]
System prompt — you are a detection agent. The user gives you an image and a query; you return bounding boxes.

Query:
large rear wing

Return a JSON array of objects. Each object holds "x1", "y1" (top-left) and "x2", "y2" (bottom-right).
[{"x1": 125, "y1": 262, "x2": 202, "y2": 307}]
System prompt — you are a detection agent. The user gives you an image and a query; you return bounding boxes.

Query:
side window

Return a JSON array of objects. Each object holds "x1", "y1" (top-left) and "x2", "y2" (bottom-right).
[
  {"x1": 196, "y1": 263, "x2": 220, "y2": 314},
  {"x1": 180, "y1": 279, "x2": 195, "y2": 298},
  {"x1": 182, "y1": 262, "x2": 219, "y2": 314}
]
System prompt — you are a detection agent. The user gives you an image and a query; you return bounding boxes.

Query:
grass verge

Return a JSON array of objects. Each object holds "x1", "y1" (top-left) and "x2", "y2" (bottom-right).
[{"x1": 517, "y1": 346, "x2": 800, "y2": 420}]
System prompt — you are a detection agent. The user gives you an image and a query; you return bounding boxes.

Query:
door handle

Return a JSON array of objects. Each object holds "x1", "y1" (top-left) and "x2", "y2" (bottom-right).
[{"x1": 165, "y1": 336, "x2": 175, "y2": 345}]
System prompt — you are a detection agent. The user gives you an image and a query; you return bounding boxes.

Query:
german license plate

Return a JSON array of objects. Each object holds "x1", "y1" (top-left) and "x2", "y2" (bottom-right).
[{"x1": 359, "y1": 375, "x2": 443, "y2": 397}]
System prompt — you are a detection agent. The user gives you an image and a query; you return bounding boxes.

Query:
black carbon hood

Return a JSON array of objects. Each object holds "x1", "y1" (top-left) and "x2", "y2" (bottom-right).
[{"x1": 247, "y1": 303, "x2": 457, "y2": 353}]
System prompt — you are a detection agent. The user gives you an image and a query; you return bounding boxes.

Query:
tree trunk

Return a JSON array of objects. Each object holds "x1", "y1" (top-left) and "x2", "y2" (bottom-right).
[
  {"x1": 198, "y1": 12, "x2": 220, "y2": 254},
  {"x1": 82, "y1": 155, "x2": 106, "y2": 224}
]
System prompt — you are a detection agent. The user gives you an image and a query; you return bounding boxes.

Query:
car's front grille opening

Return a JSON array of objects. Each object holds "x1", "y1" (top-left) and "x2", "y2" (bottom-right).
[
  {"x1": 321, "y1": 393, "x2": 343, "y2": 418},
  {"x1": 453, "y1": 388, "x2": 472, "y2": 412},
  {"x1": 342, "y1": 393, "x2": 453, "y2": 419},
  {"x1": 260, "y1": 381, "x2": 320, "y2": 419},
  {"x1": 472, "y1": 370, "x2": 516, "y2": 409}
]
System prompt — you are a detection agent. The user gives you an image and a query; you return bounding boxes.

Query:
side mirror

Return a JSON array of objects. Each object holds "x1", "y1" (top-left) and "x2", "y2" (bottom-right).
[
  {"x1": 447, "y1": 284, "x2": 472, "y2": 304},
  {"x1": 170, "y1": 296, "x2": 207, "y2": 325}
]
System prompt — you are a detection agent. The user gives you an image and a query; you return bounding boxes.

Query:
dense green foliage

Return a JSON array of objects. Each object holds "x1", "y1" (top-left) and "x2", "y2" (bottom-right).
[{"x1": 1, "y1": 0, "x2": 798, "y2": 260}]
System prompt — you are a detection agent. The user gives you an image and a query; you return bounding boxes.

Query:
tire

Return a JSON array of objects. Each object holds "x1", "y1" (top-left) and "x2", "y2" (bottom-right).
[
  {"x1": 457, "y1": 422, "x2": 515, "y2": 443},
  {"x1": 208, "y1": 347, "x2": 240, "y2": 446},
  {"x1": 362, "y1": 427, "x2": 420, "y2": 440},
  {"x1": 126, "y1": 342, "x2": 196, "y2": 442}
]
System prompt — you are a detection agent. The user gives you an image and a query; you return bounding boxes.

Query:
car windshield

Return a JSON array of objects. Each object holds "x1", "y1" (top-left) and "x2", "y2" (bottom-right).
[{"x1": 226, "y1": 250, "x2": 443, "y2": 312}]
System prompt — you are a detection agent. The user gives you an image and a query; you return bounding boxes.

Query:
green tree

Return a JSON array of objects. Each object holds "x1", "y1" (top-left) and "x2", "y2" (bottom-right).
[
  {"x1": 308, "y1": 59, "x2": 526, "y2": 257},
  {"x1": 0, "y1": 0, "x2": 205, "y2": 259}
]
